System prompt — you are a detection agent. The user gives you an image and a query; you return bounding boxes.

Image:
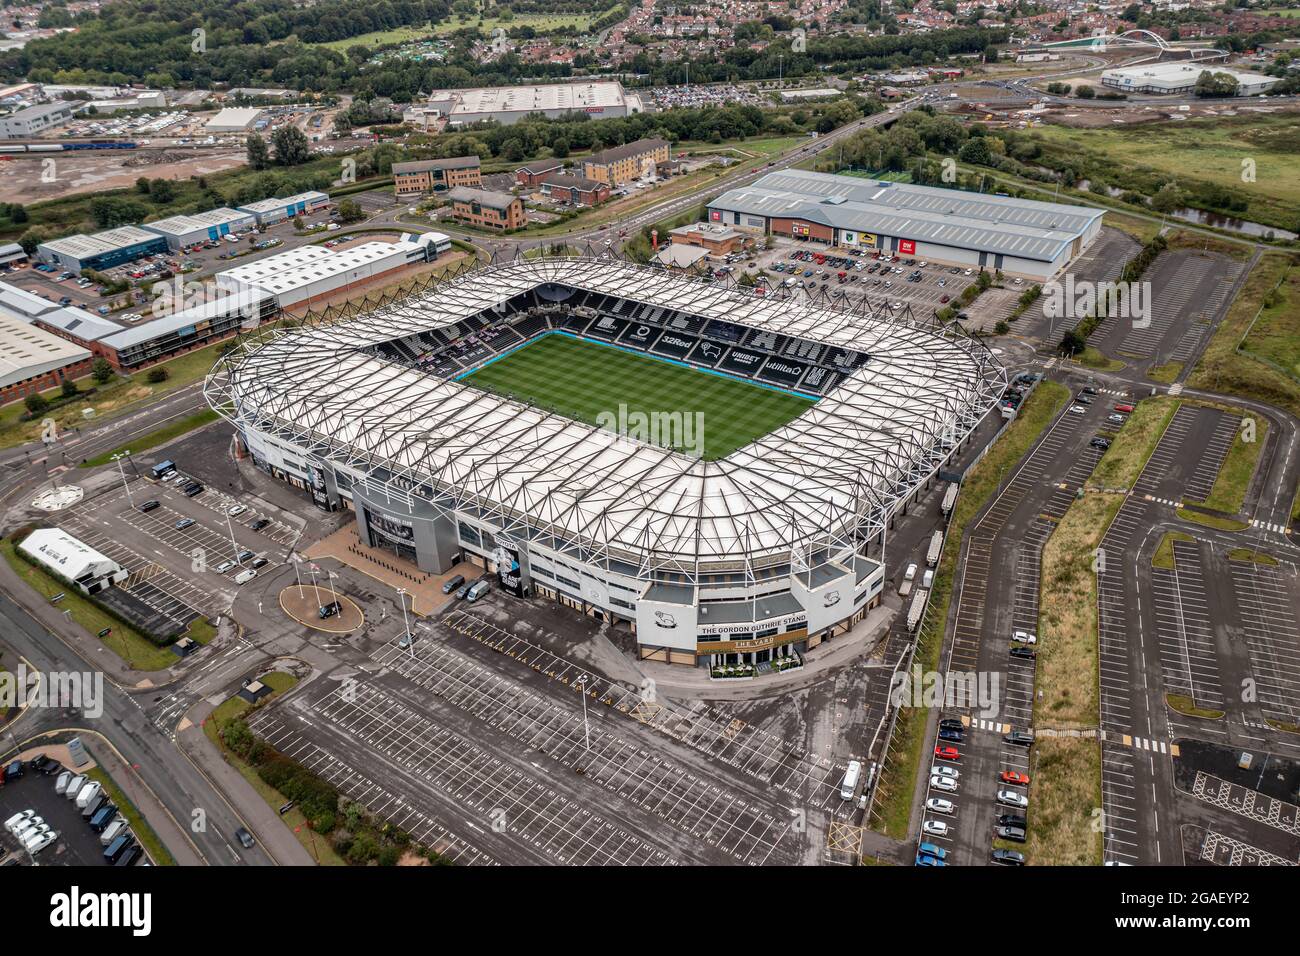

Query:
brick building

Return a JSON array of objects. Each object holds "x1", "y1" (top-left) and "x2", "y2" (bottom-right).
[
  {"x1": 515, "y1": 159, "x2": 565, "y2": 187},
  {"x1": 449, "y1": 188, "x2": 527, "y2": 231},
  {"x1": 581, "y1": 138, "x2": 671, "y2": 186},
  {"x1": 539, "y1": 173, "x2": 610, "y2": 206},
  {"x1": 393, "y1": 156, "x2": 482, "y2": 197}
]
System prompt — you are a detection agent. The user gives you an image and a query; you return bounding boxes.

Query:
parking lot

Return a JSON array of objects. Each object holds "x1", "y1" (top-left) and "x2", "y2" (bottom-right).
[{"x1": 0, "y1": 759, "x2": 141, "y2": 866}]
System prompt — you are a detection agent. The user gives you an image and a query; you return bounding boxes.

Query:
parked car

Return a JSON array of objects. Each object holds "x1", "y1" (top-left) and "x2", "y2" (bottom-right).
[
  {"x1": 1004, "y1": 730, "x2": 1035, "y2": 747},
  {"x1": 1000, "y1": 770, "x2": 1030, "y2": 786},
  {"x1": 139, "y1": 500, "x2": 160, "y2": 513},
  {"x1": 934, "y1": 745, "x2": 960, "y2": 762},
  {"x1": 1108, "y1": 413, "x2": 1127, "y2": 425},
  {"x1": 929, "y1": 775, "x2": 957, "y2": 793},
  {"x1": 174, "y1": 517, "x2": 195, "y2": 530},
  {"x1": 250, "y1": 518, "x2": 271, "y2": 531},
  {"x1": 925, "y1": 797, "x2": 955, "y2": 815},
  {"x1": 1011, "y1": 630, "x2": 1037, "y2": 645},
  {"x1": 996, "y1": 825, "x2": 1027, "y2": 843},
  {"x1": 991, "y1": 848, "x2": 1025, "y2": 866},
  {"x1": 997, "y1": 789, "x2": 1029, "y2": 809},
  {"x1": 922, "y1": 819, "x2": 950, "y2": 838},
  {"x1": 1010, "y1": 646, "x2": 1036, "y2": 661},
  {"x1": 441, "y1": 574, "x2": 466, "y2": 595}
]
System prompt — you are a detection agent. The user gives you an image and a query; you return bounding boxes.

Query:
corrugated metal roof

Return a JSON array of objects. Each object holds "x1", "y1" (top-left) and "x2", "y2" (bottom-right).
[{"x1": 711, "y1": 170, "x2": 1103, "y2": 263}]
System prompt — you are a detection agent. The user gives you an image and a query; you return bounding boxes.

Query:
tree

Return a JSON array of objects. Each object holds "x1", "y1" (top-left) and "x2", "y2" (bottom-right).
[
  {"x1": 1194, "y1": 70, "x2": 1240, "y2": 98},
  {"x1": 146, "y1": 367, "x2": 169, "y2": 384},
  {"x1": 271, "y1": 126, "x2": 310, "y2": 166},
  {"x1": 148, "y1": 178, "x2": 175, "y2": 203},
  {"x1": 1150, "y1": 181, "x2": 1186, "y2": 213},
  {"x1": 1058, "y1": 329, "x2": 1086, "y2": 357},
  {"x1": 60, "y1": 379, "x2": 77, "y2": 397},
  {"x1": 246, "y1": 134, "x2": 271, "y2": 171},
  {"x1": 336, "y1": 199, "x2": 365, "y2": 223},
  {"x1": 1075, "y1": 85, "x2": 1095, "y2": 99},
  {"x1": 551, "y1": 138, "x2": 569, "y2": 158},
  {"x1": 23, "y1": 393, "x2": 48, "y2": 415},
  {"x1": 91, "y1": 358, "x2": 114, "y2": 385},
  {"x1": 958, "y1": 137, "x2": 993, "y2": 166}
]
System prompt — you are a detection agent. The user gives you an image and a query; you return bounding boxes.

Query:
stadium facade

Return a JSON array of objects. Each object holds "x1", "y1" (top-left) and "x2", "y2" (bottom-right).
[
  {"x1": 708, "y1": 170, "x2": 1105, "y2": 280},
  {"x1": 207, "y1": 258, "x2": 1005, "y2": 666}
]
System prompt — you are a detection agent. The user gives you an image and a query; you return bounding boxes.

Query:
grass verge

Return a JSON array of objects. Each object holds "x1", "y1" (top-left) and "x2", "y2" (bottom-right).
[
  {"x1": 1023, "y1": 736, "x2": 1102, "y2": 866},
  {"x1": 1176, "y1": 508, "x2": 1250, "y2": 532},
  {"x1": 1153, "y1": 531, "x2": 1194, "y2": 570},
  {"x1": 84, "y1": 765, "x2": 177, "y2": 865},
  {"x1": 0, "y1": 540, "x2": 175, "y2": 671},
  {"x1": 1227, "y1": 547, "x2": 1278, "y2": 566},
  {"x1": 1089, "y1": 397, "x2": 1178, "y2": 489},
  {"x1": 1188, "y1": 413, "x2": 1264, "y2": 514},
  {"x1": 1074, "y1": 347, "x2": 1125, "y2": 371},
  {"x1": 1165, "y1": 694, "x2": 1226, "y2": 720},
  {"x1": 1146, "y1": 361, "x2": 1183, "y2": 384},
  {"x1": 871, "y1": 380, "x2": 1071, "y2": 838},
  {"x1": 202, "y1": 672, "x2": 345, "y2": 866},
  {"x1": 81, "y1": 409, "x2": 219, "y2": 468},
  {"x1": 1038, "y1": 493, "x2": 1123, "y2": 728}
]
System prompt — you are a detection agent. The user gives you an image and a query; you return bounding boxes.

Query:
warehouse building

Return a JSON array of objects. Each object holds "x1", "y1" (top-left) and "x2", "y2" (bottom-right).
[
  {"x1": 581, "y1": 138, "x2": 671, "y2": 187},
  {"x1": 707, "y1": 170, "x2": 1104, "y2": 280},
  {"x1": 392, "y1": 156, "x2": 481, "y2": 197},
  {"x1": 0, "y1": 312, "x2": 93, "y2": 405},
  {"x1": 142, "y1": 207, "x2": 256, "y2": 250},
  {"x1": 237, "y1": 190, "x2": 331, "y2": 227},
  {"x1": 37, "y1": 226, "x2": 168, "y2": 272},
  {"x1": 216, "y1": 235, "x2": 448, "y2": 309},
  {"x1": 0, "y1": 281, "x2": 60, "y2": 323},
  {"x1": 0, "y1": 100, "x2": 77, "y2": 139},
  {"x1": 205, "y1": 107, "x2": 263, "y2": 132},
  {"x1": 424, "y1": 81, "x2": 642, "y2": 127},
  {"x1": 95, "y1": 289, "x2": 277, "y2": 369},
  {"x1": 19, "y1": 528, "x2": 127, "y2": 595},
  {"x1": 1100, "y1": 63, "x2": 1279, "y2": 96}
]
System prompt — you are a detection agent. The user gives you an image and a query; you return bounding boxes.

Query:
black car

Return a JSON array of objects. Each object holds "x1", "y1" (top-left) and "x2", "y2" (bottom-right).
[
  {"x1": 318, "y1": 601, "x2": 342, "y2": 619},
  {"x1": 235, "y1": 827, "x2": 256, "y2": 849},
  {"x1": 251, "y1": 557, "x2": 269, "y2": 570},
  {"x1": 250, "y1": 518, "x2": 271, "y2": 531},
  {"x1": 236, "y1": 549, "x2": 255, "y2": 563},
  {"x1": 139, "y1": 500, "x2": 161, "y2": 513},
  {"x1": 1081, "y1": 386, "x2": 1098, "y2": 395},
  {"x1": 997, "y1": 813, "x2": 1027, "y2": 829},
  {"x1": 991, "y1": 848, "x2": 1026, "y2": 866},
  {"x1": 3, "y1": 760, "x2": 23, "y2": 782},
  {"x1": 1009, "y1": 646, "x2": 1036, "y2": 660},
  {"x1": 183, "y1": 482, "x2": 204, "y2": 497},
  {"x1": 1004, "y1": 730, "x2": 1035, "y2": 747},
  {"x1": 1075, "y1": 394, "x2": 1093, "y2": 405},
  {"x1": 938, "y1": 718, "x2": 964, "y2": 732},
  {"x1": 1090, "y1": 437, "x2": 1111, "y2": 450},
  {"x1": 29, "y1": 754, "x2": 50, "y2": 772},
  {"x1": 938, "y1": 727, "x2": 964, "y2": 743}
]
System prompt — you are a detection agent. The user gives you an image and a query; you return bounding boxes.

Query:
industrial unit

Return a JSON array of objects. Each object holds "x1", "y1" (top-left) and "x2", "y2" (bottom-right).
[
  {"x1": 140, "y1": 208, "x2": 256, "y2": 250},
  {"x1": 0, "y1": 312, "x2": 92, "y2": 405},
  {"x1": 1100, "y1": 62, "x2": 1280, "y2": 96},
  {"x1": 204, "y1": 107, "x2": 264, "y2": 132},
  {"x1": 0, "y1": 101, "x2": 77, "y2": 139},
  {"x1": 215, "y1": 234, "x2": 449, "y2": 309},
  {"x1": 423, "y1": 81, "x2": 642, "y2": 126},
  {"x1": 237, "y1": 190, "x2": 331, "y2": 226},
  {"x1": 36, "y1": 226, "x2": 168, "y2": 272},
  {"x1": 707, "y1": 170, "x2": 1104, "y2": 280}
]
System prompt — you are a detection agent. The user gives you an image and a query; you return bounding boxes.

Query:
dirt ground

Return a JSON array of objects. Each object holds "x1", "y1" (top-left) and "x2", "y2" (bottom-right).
[{"x1": 0, "y1": 148, "x2": 247, "y2": 203}]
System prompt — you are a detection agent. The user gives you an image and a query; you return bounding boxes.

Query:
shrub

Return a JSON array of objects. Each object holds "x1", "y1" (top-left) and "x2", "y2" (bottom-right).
[
  {"x1": 24, "y1": 393, "x2": 48, "y2": 415},
  {"x1": 146, "y1": 367, "x2": 169, "y2": 384}
]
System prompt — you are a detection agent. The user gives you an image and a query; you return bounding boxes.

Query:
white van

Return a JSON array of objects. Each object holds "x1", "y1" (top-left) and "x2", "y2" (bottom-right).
[
  {"x1": 99, "y1": 819, "x2": 128, "y2": 846},
  {"x1": 4, "y1": 809, "x2": 34, "y2": 832},
  {"x1": 75, "y1": 781, "x2": 102, "y2": 810},
  {"x1": 63, "y1": 774, "x2": 86, "y2": 799},
  {"x1": 234, "y1": 568, "x2": 258, "y2": 585},
  {"x1": 840, "y1": 759, "x2": 863, "y2": 800},
  {"x1": 54, "y1": 770, "x2": 72, "y2": 795},
  {"x1": 23, "y1": 830, "x2": 57, "y2": 855}
]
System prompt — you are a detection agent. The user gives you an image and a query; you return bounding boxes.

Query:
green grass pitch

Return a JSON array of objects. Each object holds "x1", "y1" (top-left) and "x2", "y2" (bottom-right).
[{"x1": 462, "y1": 334, "x2": 816, "y2": 460}]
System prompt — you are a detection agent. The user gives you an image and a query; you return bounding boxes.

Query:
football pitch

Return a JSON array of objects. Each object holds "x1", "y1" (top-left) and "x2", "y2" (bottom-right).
[{"x1": 462, "y1": 334, "x2": 815, "y2": 460}]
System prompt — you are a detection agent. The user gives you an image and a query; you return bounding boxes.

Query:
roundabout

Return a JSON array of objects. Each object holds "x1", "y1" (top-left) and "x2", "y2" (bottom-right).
[{"x1": 278, "y1": 584, "x2": 365, "y2": 633}]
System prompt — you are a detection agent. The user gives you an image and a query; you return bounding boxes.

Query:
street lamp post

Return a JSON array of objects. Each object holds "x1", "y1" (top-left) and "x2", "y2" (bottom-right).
[
  {"x1": 396, "y1": 586, "x2": 412, "y2": 657},
  {"x1": 110, "y1": 451, "x2": 133, "y2": 507},
  {"x1": 576, "y1": 673, "x2": 591, "y2": 759},
  {"x1": 224, "y1": 512, "x2": 240, "y2": 563}
]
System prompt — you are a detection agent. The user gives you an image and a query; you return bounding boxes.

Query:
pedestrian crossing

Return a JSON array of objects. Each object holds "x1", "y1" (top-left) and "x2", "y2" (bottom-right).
[
  {"x1": 961, "y1": 717, "x2": 1011, "y2": 734},
  {"x1": 1250, "y1": 518, "x2": 1291, "y2": 534},
  {"x1": 1099, "y1": 730, "x2": 1180, "y2": 756},
  {"x1": 1168, "y1": 383, "x2": 1183, "y2": 396}
]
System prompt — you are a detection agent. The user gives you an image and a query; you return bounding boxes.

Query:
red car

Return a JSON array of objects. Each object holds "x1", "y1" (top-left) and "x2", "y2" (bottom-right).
[
  {"x1": 940, "y1": 294, "x2": 950, "y2": 303},
  {"x1": 1000, "y1": 770, "x2": 1030, "y2": 786},
  {"x1": 1114, "y1": 404, "x2": 1134, "y2": 413},
  {"x1": 934, "y1": 745, "x2": 961, "y2": 761}
]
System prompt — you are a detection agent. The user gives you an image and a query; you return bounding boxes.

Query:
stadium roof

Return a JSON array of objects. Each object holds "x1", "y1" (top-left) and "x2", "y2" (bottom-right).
[
  {"x1": 710, "y1": 170, "x2": 1103, "y2": 263},
  {"x1": 209, "y1": 258, "x2": 1003, "y2": 573}
]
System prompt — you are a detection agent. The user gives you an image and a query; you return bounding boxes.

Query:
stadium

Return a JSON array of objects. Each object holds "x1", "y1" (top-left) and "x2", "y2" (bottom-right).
[{"x1": 206, "y1": 255, "x2": 1006, "y2": 667}]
